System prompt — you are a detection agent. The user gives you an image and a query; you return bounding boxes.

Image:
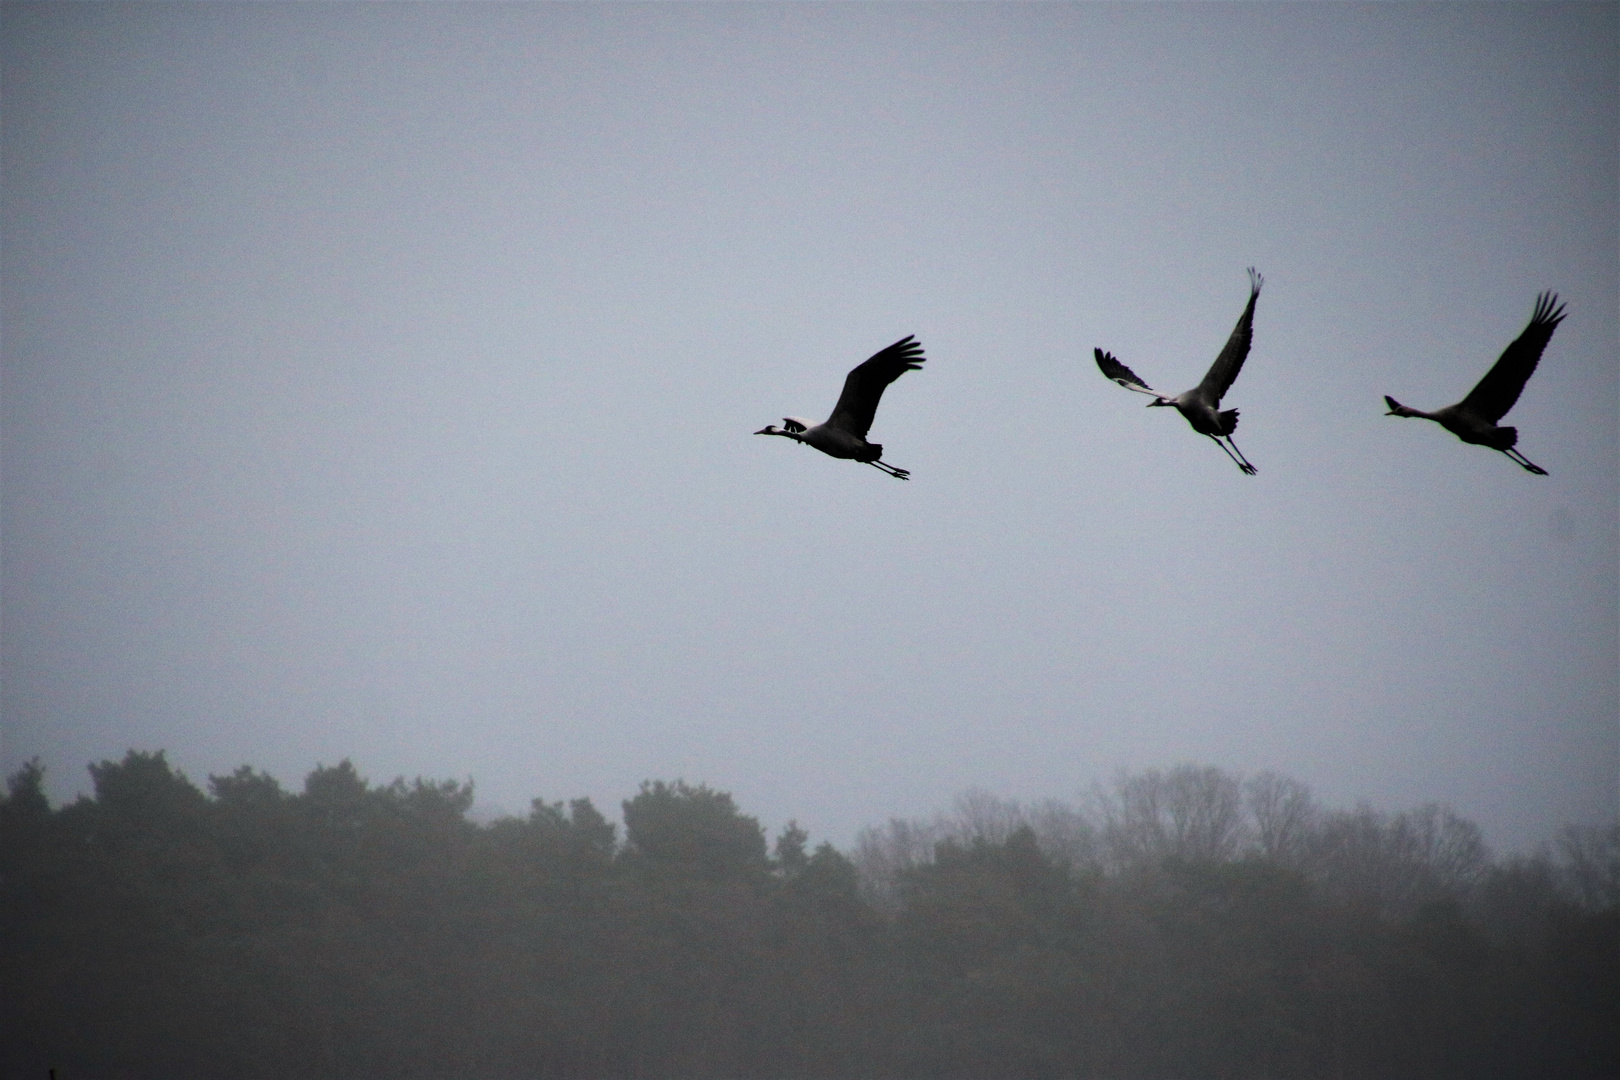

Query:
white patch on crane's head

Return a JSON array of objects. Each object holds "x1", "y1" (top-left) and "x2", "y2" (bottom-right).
[{"x1": 781, "y1": 417, "x2": 810, "y2": 433}]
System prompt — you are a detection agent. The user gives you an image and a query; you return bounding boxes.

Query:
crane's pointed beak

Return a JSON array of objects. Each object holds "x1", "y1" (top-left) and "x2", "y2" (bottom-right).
[{"x1": 754, "y1": 426, "x2": 775, "y2": 435}]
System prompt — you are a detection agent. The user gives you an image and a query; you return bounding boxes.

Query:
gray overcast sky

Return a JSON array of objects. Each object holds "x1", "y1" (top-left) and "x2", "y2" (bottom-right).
[{"x1": 3, "y1": 2, "x2": 1615, "y2": 852}]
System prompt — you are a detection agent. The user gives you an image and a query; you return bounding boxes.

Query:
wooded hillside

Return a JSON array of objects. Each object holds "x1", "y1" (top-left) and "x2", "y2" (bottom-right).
[{"x1": 4, "y1": 753, "x2": 1615, "y2": 1078}]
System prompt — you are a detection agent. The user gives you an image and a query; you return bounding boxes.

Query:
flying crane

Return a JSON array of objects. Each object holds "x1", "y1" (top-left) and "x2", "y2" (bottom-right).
[
  {"x1": 1383, "y1": 292, "x2": 1565, "y2": 475},
  {"x1": 756, "y1": 335, "x2": 926, "y2": 479},
  {"x1": 1094, "y1": 268, "x2": 1264, "y2": 475}
]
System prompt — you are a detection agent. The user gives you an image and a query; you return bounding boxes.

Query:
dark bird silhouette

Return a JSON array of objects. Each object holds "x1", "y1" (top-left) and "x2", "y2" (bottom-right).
[
  {"x1": 1384, "y1": 292, "x2": 1565, "y2": 475},
  {"x1": 1095, "y1": 268, "x2": 1264, "y2": 475},
  {"x1": 756, "y1": 335, "x2": 925, "y2": 479}
]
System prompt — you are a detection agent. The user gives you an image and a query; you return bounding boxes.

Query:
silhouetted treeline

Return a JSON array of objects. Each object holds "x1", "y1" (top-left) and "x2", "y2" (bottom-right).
[{"x1": 3, "y1": 754, "x2": 1615, "y2": 1079}]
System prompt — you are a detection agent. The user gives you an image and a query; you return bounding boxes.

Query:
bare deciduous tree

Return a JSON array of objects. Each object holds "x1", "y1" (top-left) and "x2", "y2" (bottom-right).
[
  {"x1": 1246, "y1": 771, "x2": 1318, "y2": 868},
  {"x1": 1100, "y1": 765, "x2": 1249, "y2": 868},
  {"x1": 1556, "y1": 823, "x2": 1620, "y2": 910}
]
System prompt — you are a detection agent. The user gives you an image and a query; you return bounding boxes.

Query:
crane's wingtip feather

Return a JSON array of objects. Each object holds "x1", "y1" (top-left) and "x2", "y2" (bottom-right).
[{"x1": 1532, "y1": 291, "x2": 1567, "y2": 328}]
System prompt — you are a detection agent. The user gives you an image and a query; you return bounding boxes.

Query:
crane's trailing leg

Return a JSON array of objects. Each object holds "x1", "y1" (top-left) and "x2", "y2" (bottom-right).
[
  {"x1": 1225, "y1": 436, "x2": 1258, "y2": 475},
  {"x1": 867, "y1": 460, "x2": 910, "y2": 479},
  {"x1": 1207, "y1": 434, "x2": 1257, "y2": 475},
  {"x1": 1502, "y1": 447, "x2": 1547, "y2": 475}
]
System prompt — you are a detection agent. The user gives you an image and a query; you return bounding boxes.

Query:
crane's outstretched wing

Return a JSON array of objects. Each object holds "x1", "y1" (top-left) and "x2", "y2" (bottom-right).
[
  {"x1": 1459, "y1": 291, "x2": 1565, "y2": 423},
  {"x1": 1197, "y1": 267, "x2": 1263, "y2": 404},
  {"x1": 1094, "y1": 349, "x2": 1158, "y2": 396},
  {"x1": 826, "y1": 335, "x2": 925, "y2": 438}
]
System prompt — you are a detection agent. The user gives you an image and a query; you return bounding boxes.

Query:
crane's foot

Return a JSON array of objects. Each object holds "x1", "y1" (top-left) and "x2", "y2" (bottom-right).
[{"x1": 869, "y1": 460, "x2": 910, "y2": 479}]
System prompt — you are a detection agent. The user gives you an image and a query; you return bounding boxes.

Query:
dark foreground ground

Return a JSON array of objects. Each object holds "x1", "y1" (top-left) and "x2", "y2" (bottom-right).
[{"x1": 4, "y1": 752, "x2": 1616, "y2": 1079}]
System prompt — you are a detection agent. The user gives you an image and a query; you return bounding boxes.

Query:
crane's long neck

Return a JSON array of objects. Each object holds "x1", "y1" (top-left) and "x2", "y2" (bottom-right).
[
  {"x1": 1384, "y1": 396, "x2": 1430, "y2": 420},
  {"x1": 755, "y1": 425, "x2": 805, "y2": 442}
]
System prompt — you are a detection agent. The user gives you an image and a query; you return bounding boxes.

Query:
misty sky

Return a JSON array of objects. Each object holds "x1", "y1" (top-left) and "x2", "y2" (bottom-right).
[{"x1": 3, "y1": 2, "x2": 1615, "y2": 853}]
